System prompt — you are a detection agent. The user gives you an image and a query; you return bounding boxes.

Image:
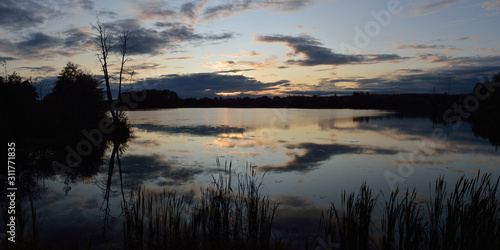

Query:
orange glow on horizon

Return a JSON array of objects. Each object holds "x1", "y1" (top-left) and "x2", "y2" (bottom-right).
[{"x1": 215, "y1": 92, "x2": 242, "y2": 96}]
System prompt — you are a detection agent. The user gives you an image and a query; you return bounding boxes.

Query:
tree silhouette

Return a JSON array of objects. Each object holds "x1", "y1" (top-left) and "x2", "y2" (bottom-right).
[
  {"x1": 42, "y1": 62, "x2": 107, "y2": 140},
  {"x1": 92, "y1": 18, "x2": 133, "y2": 126},
  {"x1": 0, "y1": 72, "x2": 38, "y2": 139}
]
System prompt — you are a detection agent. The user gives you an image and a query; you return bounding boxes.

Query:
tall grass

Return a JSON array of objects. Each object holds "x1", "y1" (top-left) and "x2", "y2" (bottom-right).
[
  {"x1": 330, "y1": 182, "x2": 377, "y2": 250},
  {"x1": 1, "y1": 186, "x2": 40, "y2": 249},
  {"x1": 3, "y1": 168, "x2": 499, "y2": 249},
  {"x1": 122, "y1": 162, "x2": 281, "y2": 249},
  {"x1": 316, "y1": 172, "x2": 500, "y2": 250}
]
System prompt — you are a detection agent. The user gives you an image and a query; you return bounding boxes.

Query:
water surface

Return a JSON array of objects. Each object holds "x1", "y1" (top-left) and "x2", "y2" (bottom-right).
[{"x1": 20, "y1": 108, "x2": 500, "y2": 246}]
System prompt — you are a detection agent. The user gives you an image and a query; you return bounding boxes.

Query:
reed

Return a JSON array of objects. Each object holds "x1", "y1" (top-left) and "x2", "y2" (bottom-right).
[
  {"x1": 330, "y1": 182, "x2": 377, "y2": 250},
  {"x1": 316, "y1": 172, "x2": 500, "y2": 250},
  {"x1": 122, "y1": 162, "x2": 280, "y2": 249}
]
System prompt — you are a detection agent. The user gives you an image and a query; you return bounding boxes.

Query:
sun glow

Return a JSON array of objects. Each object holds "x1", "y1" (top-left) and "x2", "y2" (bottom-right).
[{"x1": 216, "y1": 92, "x2": 242, "y2": 96}]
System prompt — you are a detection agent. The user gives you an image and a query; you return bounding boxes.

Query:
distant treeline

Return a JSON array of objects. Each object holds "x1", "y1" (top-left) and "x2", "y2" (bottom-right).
[{"x1": 121, "y1": 90, "x2": 462, "y2": 118}]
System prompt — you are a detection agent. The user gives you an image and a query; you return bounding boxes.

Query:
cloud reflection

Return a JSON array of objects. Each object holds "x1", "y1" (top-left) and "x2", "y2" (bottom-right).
[
  {"x1": 261, "y1": 142, "x2": 400, "y2": 172},
  {"x1": 119, "y1": 154, "x2": 203, "y2": 186},
  {"x1": 132, "y1": 123, "x2": 245, "y2": 136}
]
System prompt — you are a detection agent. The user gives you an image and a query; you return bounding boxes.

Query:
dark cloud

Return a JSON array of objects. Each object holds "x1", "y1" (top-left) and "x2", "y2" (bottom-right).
[
  {"x1": 78, "y1": 0, "x2": 95, "y2": 11},
  {"x1": 1, "y1": 18, "x2": 234, "y2": 60},
  {"x1": 202, "y1": 0, "x2": 315, "y2": 20},
  {"x1": 103, "y1": 20, "x2": 234, "y2": 55},
  {"x1": 97, "y1": 10, "x2": 118, "y2": 19},
  {"x1": 62, "y1": 27, "x2": 93, "y2": 50},
  {"x1": 181, "y1": 2, "x2": 198, "y2": 19},
  {"x1": 119, "y1": 154, "x2": 203, "y2": 186},
  {"x1": 136, "y1": 3, "x2": 176, "y2": 20},
  {"x1": 256, "y1": 34, "x2": 407, "y2": 66},
  {"x1": 0, "y1": 28, "x2": 93, "y2": 59},
  {"x1": 350, "y1": 115, "x2": 500, "y2": 156},
  {"x1": 21, "y1": 66, "x2": 58, "y2": 74},
  {"x1": 19, "y1": 32, "x2": 60, "y2": 48},
  {"x1": 431, "y1": 37, "x2": 469, "y2": 42},
  {"x1": 411, "y1": 0, "x2": 465, "y2": 16},
  {"x1": 260, "y1": 142, "x2": 400, "y2": 172},
  {"x1": 204, "y1": 32, "x2": 235, "y2": 40},
  {"x1": 134, "y1": 1, "x2": 206, "y2": 23},
  {"x1": 0, "y1": 0, "x2": 60, "y2": 31},
  {"x1": 272, "y1": 194, "x2": 324, "y2": 242},
  {"x1": 283, "y1": 90, "x2": 343, "y2": 96},
  {"x1": 0, "y1": 56, "x2": 17, "y2": 61},
  {"x1": 128, "y1": 73, "x2": 289, "y2": 98},
  {"x1": 281, "y1": 53, "x2": 500, "y2": 96},
  {"x1": 417, "y1": 53, "x2": 451, "y2": 63},
  {"x1": 216, "y1": 68, "x2": 256, "y2": 73},
  {"x1": 14, "y1": 32, "x2": 64, "y2": 58},
  {"x1": 396, "y1": 42, "x2": 463, "y2": 51}
]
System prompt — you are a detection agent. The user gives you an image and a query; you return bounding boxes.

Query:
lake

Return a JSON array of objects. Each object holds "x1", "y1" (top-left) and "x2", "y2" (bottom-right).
[{"x1": 15, "y1": 108, "x2": 500, "y2": 247}]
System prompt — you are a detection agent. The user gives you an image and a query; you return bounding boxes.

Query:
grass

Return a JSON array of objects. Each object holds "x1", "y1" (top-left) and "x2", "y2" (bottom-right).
[
  {"x1": 3, "y1": 169, "x2": 500, "y2": 249},
  {"x1": 121, "y1": 161, "x2": 281, "y2": 250},
  {"x1": 317, "y1": 172, "x2": 500, "y2": 249}
]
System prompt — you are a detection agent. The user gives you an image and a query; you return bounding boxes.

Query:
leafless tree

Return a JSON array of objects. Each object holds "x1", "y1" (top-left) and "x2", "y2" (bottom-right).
[
  {"x1": 91, "y1": 17, "x2": 132, "y2": 123},
  {"x1": 118, "y1": 28, "x2": 132, "y2": 102}
]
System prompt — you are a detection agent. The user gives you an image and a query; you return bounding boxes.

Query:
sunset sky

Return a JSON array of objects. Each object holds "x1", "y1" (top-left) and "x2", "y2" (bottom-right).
[{"x1": 1, "y1": 0, "x2": 499, "y2": 98}]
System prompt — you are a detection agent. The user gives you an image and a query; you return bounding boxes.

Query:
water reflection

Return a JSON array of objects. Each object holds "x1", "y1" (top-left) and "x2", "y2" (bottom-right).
[
  {"x1": 99, "y1": 140, "x2": 127, "y2": 235},
  {"x1": 134, "y1": 124, "x2": 247, "y2": 137},
  {"x1": 260, "y1": 142, "x2": 401, "y2": 172},
  {"x1": 2, "y1": 108, "x2": 499, "y2": 248}
]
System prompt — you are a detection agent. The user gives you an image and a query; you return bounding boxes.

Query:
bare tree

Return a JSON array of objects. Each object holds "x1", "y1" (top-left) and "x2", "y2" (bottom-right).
[
  {"x1": 118, "y1": 28, "x2": 132, "y2": 102},
  {"x1": 91, "y1": 17, "x2": 132, "y2": 124},
  {"x1": 92, "y1": 19, "x2": 113, "y2": 103}
]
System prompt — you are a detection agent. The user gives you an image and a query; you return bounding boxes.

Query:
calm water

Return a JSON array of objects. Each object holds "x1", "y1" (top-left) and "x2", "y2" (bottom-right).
[{"x1": 22, "y1": 108, "x2": 500, "y2": 246}]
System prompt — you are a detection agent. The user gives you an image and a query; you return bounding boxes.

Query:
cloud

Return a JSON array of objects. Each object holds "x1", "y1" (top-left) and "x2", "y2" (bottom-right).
[
  {"x1": 0, "y1": 0, "x2": 60, "y2": 31},
  {"x1": 97, "y1": 10, "x2": 118, "y2": 19},
  {"x1": 21, "y1": 66, "x2": 58, "y2": 74},
  {"x1": 135, "y1": 3, "x2": 177, "y2": 20},
  {"x1": 279, "y1": 53, "x2": 500, "y2": 96},
  {"x1": 181, "y1": 0, "x2": 210, "y2": 23},
  {"x1": 272, "y1": 194, "x2": 324, "y2": 237},
  {"x1": 396, "y1": 42, "x2": 464, "y2": 51},
  {"x1": 76, "y1": 0, "x2": 95, "y2": 11},
  {"x1": 216, "y1": 68, "x2": 256, "y2": 73},
  {"x1": 19, "y1": 32, "x2": 60, "y2": 49},
  {"x1": 0, "y1": 56, "x2": 17, "y2": 61},
  {"x1": 134, "y1": 0, "x2": 209, "y2": 24},
  {"x1": 104, "y1": 20, "x2": 234, "y2": 55},
  {"x1": 478, "y1": 0, "x2": 500, "y2": 11},
  {"x1": 62, "y1": 27, "x2": 94, "y2": 50},
  {"x1": 0, "y1": 26, "x2": 95, "y2": 60},
  {"x1": 0, "y1": 32, "x2": 77, "y2": 60},
  {"x1": 474, "y1": 47, "x2": 500, "y2": 53},
  {"x1": 431, "y1": 37, "x2": 469, "y2": 42},
  {"x1": 417, "y1": 53, "x2": 452, "y2": 63},
  {"x1": 128, "y1": 72, "x2": 289, "y2": 98},
  {"x1": 126, "y1": 62, "x2": 169, "y2": 73},
  {"x1": 119, "y1": 154, "x2": 203, "y2": 186},
  {"x1": 260, "y1": 142, "x2": 400, "y2": 172},
  {"x1": 202, "y1": 0, "x2": 315, "y2": 20},
  {"x1": 256, "y1": 34, "x2": 407, "y2": 66},
  {"x1": 410, "y1": 0, "x2": 465, "y2": 16},
  {"x1": 164, "y1": 56, "x2": 194, "y2": 60},
  {"x1": 0, "y1": 17, "x2": 234, "y2": 61}
]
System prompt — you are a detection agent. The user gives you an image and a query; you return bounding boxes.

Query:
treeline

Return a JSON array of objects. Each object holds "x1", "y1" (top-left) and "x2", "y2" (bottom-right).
[
  {"x1": 1, "y1": 63, "x2": 119, "y2": 178},
  {"x1": 121, "y1": 90, "x2": 463, "y2": 119},
  {"x1": 121, "y1": 73, "x2": 500, "y2": 124}
]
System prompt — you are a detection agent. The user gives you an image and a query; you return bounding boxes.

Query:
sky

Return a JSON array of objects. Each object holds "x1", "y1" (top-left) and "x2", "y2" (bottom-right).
[{"x1": 1, "y1": 0, "x2": 499, "y2": 98}]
